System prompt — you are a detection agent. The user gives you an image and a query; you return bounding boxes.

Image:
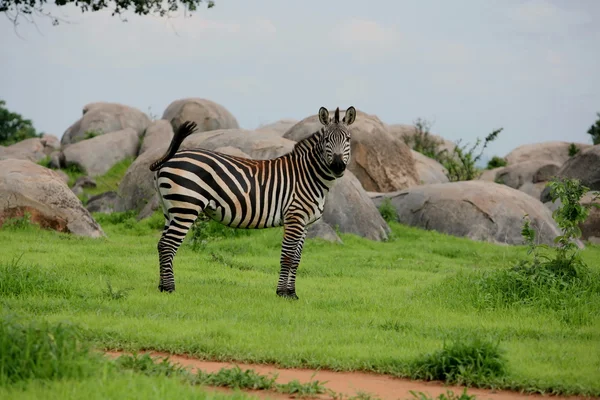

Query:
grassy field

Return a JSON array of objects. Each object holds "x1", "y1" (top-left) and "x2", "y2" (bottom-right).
[{"x1": 1, "y1": 209, "x2": 600, "y2": 397}]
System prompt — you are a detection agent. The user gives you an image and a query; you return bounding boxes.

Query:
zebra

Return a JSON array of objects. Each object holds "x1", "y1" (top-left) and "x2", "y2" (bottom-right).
[{"x1": 149, "y1": 106, "x2": 357, "y2": 299}]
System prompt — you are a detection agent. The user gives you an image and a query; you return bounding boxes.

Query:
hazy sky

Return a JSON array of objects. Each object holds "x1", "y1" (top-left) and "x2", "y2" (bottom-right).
[{"x1": 1, "y1": 0, "x2": 599, "y2": 157}]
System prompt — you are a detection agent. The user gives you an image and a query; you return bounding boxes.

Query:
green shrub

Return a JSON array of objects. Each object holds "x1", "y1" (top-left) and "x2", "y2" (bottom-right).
[
  {"x1": 189, "y1": 214, "x2": 252, "y2": 251},
  {"x1": 486, "y1": 156, "x2": 506, "y2": 170},
  {"x1": 568, "y1": 143, "x2": 580, "y2": 157},
  {"x1": 402, "y1": 118, "x2": 448, "y2": 162},
  {"x1": 444, "y1": 128, "x2": 503, "y2": 182},
  {"x1": 378, "y1": 198, "x2": 397, "y2": 223},
  {"x1": 408, "y1": 338, "x2": 507, "y2": 385}
]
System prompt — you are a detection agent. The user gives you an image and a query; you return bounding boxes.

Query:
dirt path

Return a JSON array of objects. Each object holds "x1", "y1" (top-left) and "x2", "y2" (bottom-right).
[{"x1": 105, "y1": 351, "x2": 594, "y2": 400}]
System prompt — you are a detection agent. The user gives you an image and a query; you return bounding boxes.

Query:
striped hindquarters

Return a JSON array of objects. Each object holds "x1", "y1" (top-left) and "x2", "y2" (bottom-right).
[{"x1": 156, "y1": 149, "x2": 299, "y2": 229}]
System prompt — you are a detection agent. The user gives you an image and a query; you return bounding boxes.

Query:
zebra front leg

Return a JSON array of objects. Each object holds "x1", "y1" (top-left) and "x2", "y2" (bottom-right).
[
  {"x1": 276, "y1": 220, "x2": 307, "y2": 300},
  {"x1": 157, "y1": 216, "x2": 197, "y2": 292}
]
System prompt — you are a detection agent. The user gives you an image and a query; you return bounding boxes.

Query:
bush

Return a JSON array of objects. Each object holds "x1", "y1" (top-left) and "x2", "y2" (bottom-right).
[
  {"x1": 568, "y1": 143, "x2": 580, "y2": 157},
  {"x1": 443, "y1": 128, "x2": 503, "y2": 182},
  {"x1": 189, "y1": 214, "x2": 252, "y2": 251},
  {"x1": 486, "y1": 156, "x2": 507, "y2": 170},
  {"x1": 0, "y1": 100, "x2": 42, "y2": 146},
  {"x1": 378, "y1": 198, "x2": 397, "y2": 223},
  {"x1": 402, "y1": 118, "x2": 448, "y2": 162},
  {"x1": 408, "y1": 338, "x2": 507, "y2": 385},
  {"x1": 587, "y1": 112, "x2": 600, "y2": 145}
]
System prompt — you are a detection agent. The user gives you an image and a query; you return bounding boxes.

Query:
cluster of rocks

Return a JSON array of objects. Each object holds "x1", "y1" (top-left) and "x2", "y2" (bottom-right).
[{"x1": 0, "y1": 98, "x2": 598, "y2": 247}]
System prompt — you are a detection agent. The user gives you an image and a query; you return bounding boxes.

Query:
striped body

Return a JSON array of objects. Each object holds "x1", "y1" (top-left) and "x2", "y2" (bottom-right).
[{"x1": 151, "y1": 106, "x2": 356, "y2": 299}]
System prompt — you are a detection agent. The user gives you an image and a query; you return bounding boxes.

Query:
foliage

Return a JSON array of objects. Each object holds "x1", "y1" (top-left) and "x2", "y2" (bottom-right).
[
  {"x1": 189, "y1": 214, "x2": 252, "y2": 251},
  {"x1": 0, "y1": 313, "x2": 97, "y2": 385},
  {"x1": 407, "y1": 338, "x2": 507, "y2": 386},
  {"x1": 402, "y1": 118, "x2": 448, "y2": 162},
  {"x1": 1, "y1": 0, "x2": 215, "y2": 26},
  {"x1": 377, "y1": 198, "x2": 397, "y2": 223},
  {"x1": 102, "y1": 278, "x2": 133, "y2": 300},
  {"x1": 486, "y1": 156, "x2": 507, "y2": 170},
  {"x1": 409, "y1": 389, "x2": 476, "y2": 400},
  {"x1": 1, "y1": 212, "x2": 34, "y2": 231},
  {"x1": 568, "y1": 143, "x2": 580, "y2": 157},
  {"x1": 443, "y1": 128, "x2": 503, "y2": 182},
  {"x1": 83, "y1": 129, "x2": 102, "y2": 140},
  {"x1": 0, "y1": 100, "x2": 41, "y2": 146},
  {"x1": 587, "y1": 112, "x2": 600, "y2": 145}
]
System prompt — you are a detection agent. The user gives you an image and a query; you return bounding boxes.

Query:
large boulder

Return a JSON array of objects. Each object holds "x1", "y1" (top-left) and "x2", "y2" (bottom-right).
[
  {"x1": 62, "y1": 102, "x2": 150, "y2": 145},
  {"x1": 62, "y1": 128, "x2": 139, "y2": 176},
  {"x1": 0, "y1": 135, "x2": 61, "y2": 162},
  {"x1": 411, "y1": 150, "x2": 449, "y2": 184},
  {"x1": 162, "y1": 98, "x2": 239, "y2": 134},
  {"x1": 494, "y1": 160, "x2": 561, "y2": 189},
  {"x1": 505, "y1": 141, "x2": 591, "y2": 166},
  {"x1": 544, "y1": 191, "x2": 599, "y2": 242},
  {"x1": 306, "y1": 219, "x2": 342, "y2": 244},
  {"x1": 139, "y1": 120, "x2": 174, "y2": 155},
  {"x1": 320, "y1": 170, "x2": 390, "y2": 241},
  {"x1": 0, "y1": 159, "x2": 104, "y2": 237},
  {"x1": 540, "y1": 145, "x2": 600, "y2": 203},
  {"x1": 256, "y1": 119, "x2": 299, "y2": 137},
  {"x1": 182, "y1": 129, "x2": 295, "y2": 160},
  {"x1": 283, "y1": 109, "x2": 419, "y2": 192},
  {"x1": 370, "y1": 180, "x2": 561, "y2": 246},
  {"x1": 114, "y1": 146, "x2": 164, "y2": 213}
]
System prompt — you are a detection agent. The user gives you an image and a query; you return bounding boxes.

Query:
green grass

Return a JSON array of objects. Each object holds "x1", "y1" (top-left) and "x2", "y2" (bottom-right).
[
  {"x1": 1, "y1": 215, "x2": 599, "y2": 396},
  {"x1": 83, "y1": 157, "x2": 133, "y2": 197}
]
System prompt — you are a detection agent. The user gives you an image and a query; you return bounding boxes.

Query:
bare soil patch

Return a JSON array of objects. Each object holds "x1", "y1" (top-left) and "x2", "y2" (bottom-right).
[{"x1": 105, "y1": 351, "x2": 595, "y2": 400}]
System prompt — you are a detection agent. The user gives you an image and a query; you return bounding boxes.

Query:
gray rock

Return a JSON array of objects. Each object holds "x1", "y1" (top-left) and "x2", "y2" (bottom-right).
[
  {"x1": 505, "y1": 141, "x2": 591, "y2": 166},
  {"x1": 139, "y1": 119, "x2": 174, "y2": 155},
  {"x1": 0, "y1": 159, "x2": 104, "y2": 237},
  {"x1": 86, "y1": 191, "x2": 118, "y2": 214},
  {"x1": 256, "y1": 119, "x2": 299, "y2": 137},
  {"x1": 0, "y1": 136, "x2": 57, "y2": 162},
  {"x1": 74, "y1": 176, "x2": 97, "y2": 189},
  {"x1": 411, "y1": 150, "x2": 449, "y2": 184},
  {"x1": 371, "y1": 180, "x2": 561, "y2": 246},
  {"x1": 494, "y1": 160, "x2": 561, "y2": 189},
  {"x1": 162, "y1": 98, "x2": 239, "y2": 134},
  {"x1": 62, "y1": 128, "x2": 139, "y2": 176},
  {"x1": 62, "y1": 102, "x2": 151, "y2": 145},
  {"x1": 182, "y1": 129, "x2": 295, "y2": 160},
  {"x1": 321, "y1": 170, "x2": 390, "y2": 241},
  {"x1": 115, "y1": 146, "x2": 164, "y2": 213},
  {"x1": 284, "y1": 109, "x2": 419, "y2": 192},
  {"x1": 306, "y1": 219, "x2": 342, "y2": 244}
]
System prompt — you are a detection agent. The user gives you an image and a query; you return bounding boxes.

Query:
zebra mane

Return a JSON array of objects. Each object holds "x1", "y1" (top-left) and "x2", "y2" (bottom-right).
[{"x1": 290, "y1": 127, "x2": 324, "y2": 154}]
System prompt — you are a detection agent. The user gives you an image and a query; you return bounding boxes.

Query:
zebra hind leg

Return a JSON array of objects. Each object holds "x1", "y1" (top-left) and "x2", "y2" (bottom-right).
[{"x1": 157, "y1": 214, "x2": 198, "y2": 293}]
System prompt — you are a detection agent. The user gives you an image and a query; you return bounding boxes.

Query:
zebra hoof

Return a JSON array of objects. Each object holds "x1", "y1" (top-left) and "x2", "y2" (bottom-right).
[
  {"x1": 276, "y1": 290, "x2": 299, "y2": 300},
  {"x1": 158, "y1": 284, "x2": 175, "y2": 293}
]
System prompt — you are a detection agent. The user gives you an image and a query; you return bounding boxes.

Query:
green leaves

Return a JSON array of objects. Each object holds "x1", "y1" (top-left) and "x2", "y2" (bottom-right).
[{"x1": 0, "y1": 100, "x2": 41, "y2": 146}]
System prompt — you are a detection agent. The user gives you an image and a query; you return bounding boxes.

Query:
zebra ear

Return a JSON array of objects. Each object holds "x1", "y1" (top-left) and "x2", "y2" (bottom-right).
[
  {"x1": 343, "y1": 106, "x2": 356, "y2": 125},
  {"x1": 318, "y1": 107, "x2": 330, "y2": 126}
]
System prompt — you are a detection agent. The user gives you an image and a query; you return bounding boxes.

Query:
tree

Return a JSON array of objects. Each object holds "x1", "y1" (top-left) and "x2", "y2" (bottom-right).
[
  {"x1": 587, "y1": 112, "x2": 600, "y2": 145},
  {"x1": 1, "y1": 0, "x2": 215, "y2": 26},
  {"x1": 0, "y1": 100, "x2": 41, "y2": 146}
]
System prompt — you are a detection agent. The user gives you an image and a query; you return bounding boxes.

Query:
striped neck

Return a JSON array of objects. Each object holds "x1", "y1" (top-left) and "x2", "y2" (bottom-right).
[{"x1": 285, "y1": 128, "x2": 337, "y2": 186}]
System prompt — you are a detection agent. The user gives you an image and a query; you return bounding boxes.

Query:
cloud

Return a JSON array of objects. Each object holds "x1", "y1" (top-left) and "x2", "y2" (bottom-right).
[
  {"x1": 330, "y1": 19, "x2": 400, "y2": 63},
  {"x1": 506, "y1": 0, "x2": 592, "y2": 34}
]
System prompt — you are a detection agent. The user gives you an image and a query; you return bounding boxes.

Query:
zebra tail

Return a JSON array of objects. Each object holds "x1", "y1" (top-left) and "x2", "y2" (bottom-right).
[{"x1": 149, "y1": 121, "x2": 199, "y2": 172}]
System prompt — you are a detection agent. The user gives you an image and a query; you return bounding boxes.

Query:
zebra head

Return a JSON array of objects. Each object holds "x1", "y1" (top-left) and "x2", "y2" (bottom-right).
[{"x1": 317, "y1": 106, "x2": 357, "y2": 178}]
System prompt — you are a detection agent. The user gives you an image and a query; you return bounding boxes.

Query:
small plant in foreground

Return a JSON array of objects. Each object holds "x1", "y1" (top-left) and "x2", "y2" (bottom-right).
[
  {"x1": 0, "y1": 211, "x2": 33, "y2": 230},
  {"x1": 408, "y1": 338, "x2": 507, "y2": 385},
  {"x1": 444, "y1": 128, "x2": 503, "y2": 182},
  {"x1": 0, "y1": 313, "x2": 97, "y2": 385},
  {"x1": 409, "y1": 388, "x2": 476, "y2": 400},
  {"x1": 102, "y1": 278, "x2": 133, "y2": 300},
  {"x1": 378, "y1": 198, "x2": 397, "y2": 223}
]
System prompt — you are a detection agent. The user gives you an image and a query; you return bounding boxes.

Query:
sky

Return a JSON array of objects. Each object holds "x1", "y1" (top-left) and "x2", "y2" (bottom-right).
[{"x1": 1, "y1": 0, "x2": 599, "y2": 158}]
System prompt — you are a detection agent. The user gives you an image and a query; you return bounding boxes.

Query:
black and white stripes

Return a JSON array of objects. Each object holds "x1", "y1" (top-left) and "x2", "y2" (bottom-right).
[{"x1": 150, "y1": 106, "x2": 357, "y2": 299}]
